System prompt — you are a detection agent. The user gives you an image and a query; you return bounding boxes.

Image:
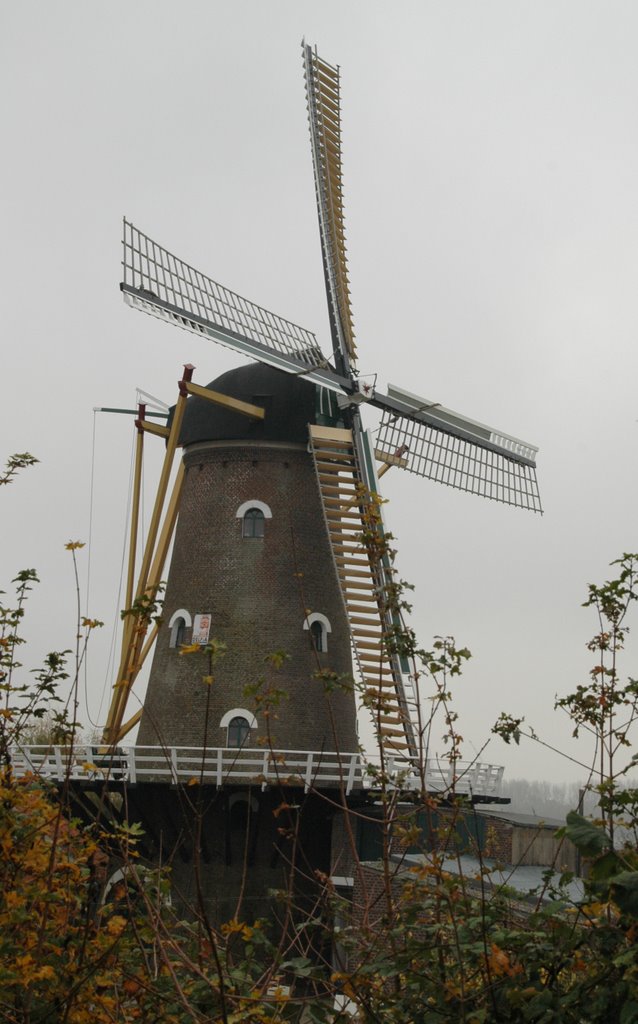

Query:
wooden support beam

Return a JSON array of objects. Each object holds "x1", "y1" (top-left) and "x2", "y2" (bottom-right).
[
  {"x1": 358, "y1": 656, "x2": 393, "y2": 670},
  {"x1": 138, "y1": 419, "x2": 171, "y2": 439},
  {"x1": 184, "y1": 380, "x2": 265, "y2": 420},
  {"x1": 103, "y1": 367, "x2": 192, "y2": 746},
  {"x1": 346, "y1": 602, "x2": 380, "y2": 615},
  {"x1": 134, "y1": 622, "x2": 160, "y2": 678},
  {"x1": 374, "y1": 448, "x2": 409, "y2": 468},
  {"x1": 107, "y1": 462, "x2": 185, "y2": 742},
  {"x1": 316, "y1": 481, "x2": 358, "y2": 495},
  {"x1": 114, "y1": 708, "x2": 143, "y2": 744},
  {"x1": 335, "y1": 555, "x2": 370, "y2": 569},
  {"x1": 375, "y1": 446, "x2": 409, "y2": 479},
  {"x1": 338, "y1": 567, "x2": 375, "y2": 580},
  {"x1": 125, "y1": 408, "x2": 145, "y2": 615},
  {"x1": 316, "y1": 463, "x2": 356, "y2": 476},
  {"x1": 309, "y1": 424, "x2": 353, "y2": 444},
  {"x1": 326, "y1": 509, "x2": 364, "y2": 522}
]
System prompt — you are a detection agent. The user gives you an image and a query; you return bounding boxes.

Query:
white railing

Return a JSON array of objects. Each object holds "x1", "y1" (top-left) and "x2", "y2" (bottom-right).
[
  {"x1": 8, "y1": 746, "x2": 504, "y2": 800},
  {"x1": 424, "y1": 760, "x2": 505, "y2": 799}
]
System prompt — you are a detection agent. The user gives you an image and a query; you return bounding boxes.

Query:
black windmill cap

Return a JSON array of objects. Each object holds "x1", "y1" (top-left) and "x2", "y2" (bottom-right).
[{"x1": 171, "y1": 362, "x2": 318, "y2": 446}]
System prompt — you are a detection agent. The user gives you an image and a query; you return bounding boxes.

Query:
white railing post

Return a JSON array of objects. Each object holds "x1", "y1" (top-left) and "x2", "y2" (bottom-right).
[
  {"x1": 127, "y1": 746, "x2": 136, "y2": 784},
  {"x1": 346, "y1": 754, "x2": 357, "y2": 795},
  {"x1": 171, "y1": 747, "x2": 178, "y2": 784},
  {"x1": 216, "y1": 748, "x2": 223, "y2": 787},
  {"x1": 304, "y1": 752, "x2": 314, "y2": 792},
  {"x1": 54, "y1": 746, "x2": 64, "y2": 780}
]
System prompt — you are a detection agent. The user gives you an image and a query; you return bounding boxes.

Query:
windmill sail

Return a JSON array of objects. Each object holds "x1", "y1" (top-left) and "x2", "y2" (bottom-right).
[
  {"x1": 309, "y1": 423, "x2": 419, "y2": 760},
  {"x1": 303, "y1": 42, "x2": 356, "y2": 371},
  {"x1": 121, "y1": 220, "x2": 350, "y2": 395},
  {"x1": 374, "y1": 385, "x2": 542, "y2": 512}
]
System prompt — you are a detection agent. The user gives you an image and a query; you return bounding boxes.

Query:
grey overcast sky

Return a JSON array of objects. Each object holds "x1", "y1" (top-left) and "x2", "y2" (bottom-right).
[{"x1": 2, "y1": 1, "x2": 638, "y2": 784}]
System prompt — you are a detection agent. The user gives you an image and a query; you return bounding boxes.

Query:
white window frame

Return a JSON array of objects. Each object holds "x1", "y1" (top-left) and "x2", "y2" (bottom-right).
[
  {"x1": 235, "y1": 500, "x2": 272, "y2": 520},
  {"x1": 220, "y1": 708, "x2": 257, "y2": 749},
  {"x1": 303, "y1": 612, "x2": 332, "y2": 653},
  {"x1": 168, "y1": 608, "x2": 192, "y2": 648},
  {"x1": 220, "y1": 708, "x2": 258, "y2": 731},
  {"x1": 229, "y1": 792, "x2": 259, "y2": 813}
]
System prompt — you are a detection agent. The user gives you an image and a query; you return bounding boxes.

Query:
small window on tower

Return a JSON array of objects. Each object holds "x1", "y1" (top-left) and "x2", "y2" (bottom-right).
[
  {"x1": 310, "y1": 620, "x2": 324, "y2": 652},
  {"x1": 172, "y1": 617, "x2": 186, "y2": 647},
  {"x1": 227, "y1": 716, "x2": 251, "y2": 748},
  {"x1": 168, "y1": 609, "x2": 192, "y2": 649},
  {"x1": 242, "y1": 508, "x2": 265, "y2": 539},
  {"x1": 303, "y1": 612, "x2": 331, "y2": 653}
]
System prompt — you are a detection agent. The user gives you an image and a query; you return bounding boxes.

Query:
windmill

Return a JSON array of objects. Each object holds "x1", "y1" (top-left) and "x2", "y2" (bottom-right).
[{"x1": 101, "y1": 41, "x2": 541, "y2": 791}]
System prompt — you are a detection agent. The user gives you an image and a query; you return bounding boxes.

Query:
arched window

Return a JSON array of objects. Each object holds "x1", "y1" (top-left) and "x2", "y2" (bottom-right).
[
  {"x1": 236, "y1": 500, "x2": 272, "y2": 539},
  {"x1": 168, "y1": 608, "x2": 192, "y2": 648},
  {"x1": 227, "y1": 716, "x2": 250, "y2": 748},
  {"x1": 310, "y1": 620, "x2": 324, "y2": 652},
  {"x1": 303, "y1": 612, "x2": 332, "y2": 654},
  {"x1": 220, "y1": 708, "x2": 257, "y2": 748},
  {"x1": 242, "y1": 508, "x2": 265, "y2": 539},
  {"x1": 173, "y1": 617, "x2": 187, "y2": 647}
]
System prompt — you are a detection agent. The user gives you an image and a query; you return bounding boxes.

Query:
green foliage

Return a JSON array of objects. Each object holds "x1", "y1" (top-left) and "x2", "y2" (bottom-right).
[
  {"x1": 559, "y1": 810, "x2": 610, "y2": 858},
  {"x1": 0, "y1": 453, "x2": 38, "y2": 487},
  {"x1": 120, "y1": 583, "x2": 165, "y2": 626}
]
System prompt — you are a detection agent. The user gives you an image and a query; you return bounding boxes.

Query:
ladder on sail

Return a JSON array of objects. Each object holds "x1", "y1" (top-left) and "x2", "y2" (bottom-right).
[{"x1": 309, "y1": 424, "x2": 418, "y2": 760}]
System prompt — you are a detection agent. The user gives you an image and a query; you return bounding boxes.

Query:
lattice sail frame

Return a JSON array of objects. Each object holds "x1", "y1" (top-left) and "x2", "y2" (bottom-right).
[
  {"x1": 121, "y1": 220, "x2": 348, "y2": 390},
  {"x1": 376, "y1": 408, "x2": 542, "y2": 512},
  {"x1": 303, "y1": 42, "x2": 356, "y2": 368}
]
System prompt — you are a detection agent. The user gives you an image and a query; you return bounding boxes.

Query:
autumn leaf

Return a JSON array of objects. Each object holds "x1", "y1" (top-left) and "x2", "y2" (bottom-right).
[
  {"x1": 81, "y1": 617, "x2": 104, "y2": 630},
  {"x1": 32, "y1": 965, "x2": 56, "y2": 982},
  {"x1": 179, "y1": 643, "x2": 201, "y2": 656},
  {"x1": 488, "y1": 943, "x2": 513, "y2": 977},
  {"x1": 221, "y1": 918, "x2": 252, "y2": 937},
  {"x1": 105, "y1": 915, "x2": 127, "y2": 936}
]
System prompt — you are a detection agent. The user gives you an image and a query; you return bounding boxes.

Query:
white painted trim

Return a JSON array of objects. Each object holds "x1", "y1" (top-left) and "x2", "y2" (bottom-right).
[
  {"x1": 229, "y1": 792, "x2": 259, "y2": 812},
  {"x1": 168, "y1": 608, "x2": 192, "y2": 648},
  {"x1": 102, "y1": 867, "x2": 126, "y2": 904},
  {"x1": 303, "y1": 612, "x2": 332, "y2": 652},
  {"x1": 235, "y1": 499, "x2": 272, "y2": 519},
  {"x1": 219, "y1": 708, "x2": 258, "y2": 729},
  {"x1": 303, "y1": 612, "x2": 332, "y2": 633},
  {"x1": 169, "y1": 608, "x2": 192, "y2": 628}
]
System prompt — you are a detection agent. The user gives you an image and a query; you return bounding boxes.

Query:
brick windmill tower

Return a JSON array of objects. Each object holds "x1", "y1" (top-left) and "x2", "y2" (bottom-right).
[{"x1": 97, "y1": 42, "x2": 542, "y2": 921}]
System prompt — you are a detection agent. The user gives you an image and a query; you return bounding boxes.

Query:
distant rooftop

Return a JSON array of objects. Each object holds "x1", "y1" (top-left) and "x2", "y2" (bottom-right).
[{"x1": 475, "y1": 806, "x2": 567, "y2": 829}]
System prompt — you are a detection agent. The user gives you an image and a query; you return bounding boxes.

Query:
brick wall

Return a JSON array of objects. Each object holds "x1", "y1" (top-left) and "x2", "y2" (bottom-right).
[{"x1": 139, "y1": 440, "x2": 359, "y2": 755}]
